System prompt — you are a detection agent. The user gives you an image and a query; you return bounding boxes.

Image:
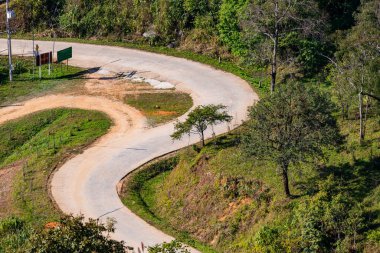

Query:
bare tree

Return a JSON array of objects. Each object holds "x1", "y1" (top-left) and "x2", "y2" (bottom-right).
[{"x1": 241, "y1": 0, "x2": 325, "y2": 92}]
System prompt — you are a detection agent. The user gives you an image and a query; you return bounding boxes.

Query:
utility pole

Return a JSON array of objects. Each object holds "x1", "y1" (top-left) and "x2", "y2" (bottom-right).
[{"x1": 6, "y1": 0, "x2": 13, "y2": 81}]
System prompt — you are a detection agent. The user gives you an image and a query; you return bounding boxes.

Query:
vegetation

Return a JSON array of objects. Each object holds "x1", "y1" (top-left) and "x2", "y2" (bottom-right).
[
  {"x1": 120, "y1": 156, "x2": 217, "y2": 253},
  {"x1": 148, "y1": 240, "x2": 191, "y2": 253},
  {"x1": 241, "y1": 0, "x2": 326, "y2": 92},
  {"x1": 0, "y1": 0, "x2": 378, "y2": 252},
  {"x1": 122, "y1": 110, "x2": 379, "y2": 252},
  {"x1": 28, "y1": 215, "x2": 126, "y2": 253},
  {"x1": 1, "y1": 0, "x2": 364, "y2": 93},
  {"x1": 171, "y1": 104, "x2": 232, "y2": 147},
  {"x1": 0, "y1": 109, "x2": 111, "y2": 252},
  {"x1": 124, "y1": 92, "x2": 193, "y2": 126},
  {"x1": 0, "y1": 56, "x2": 85, "y2": 106},
  {"x1": 242, "y1": 82, "x2": 341, "y2": 196}
]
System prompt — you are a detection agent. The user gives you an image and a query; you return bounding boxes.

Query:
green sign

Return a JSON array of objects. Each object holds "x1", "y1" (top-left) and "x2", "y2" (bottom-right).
[{"x1": 57, "y1": 47, "x2": 72, "y2": 63}]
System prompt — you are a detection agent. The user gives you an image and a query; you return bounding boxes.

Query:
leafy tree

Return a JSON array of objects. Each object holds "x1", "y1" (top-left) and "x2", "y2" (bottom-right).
[
  {"x1": 28, "y1": 215, "x2": 126, "y2": 253},
  {"x1": 242, "y1": 82, "x2": 341, "y2": 197},
  {"x1": 240, "y1": 0, "x2": 326, "y2": 92},
  {"x1": 171, "y1": 104, "x2": 232, "y2": 147},
  {"x1": 218, "y1": 0, "x2": 248, "y2": 56},
  {"x1": 148, "y1": 240, "x2": 190, "y2": 253}
]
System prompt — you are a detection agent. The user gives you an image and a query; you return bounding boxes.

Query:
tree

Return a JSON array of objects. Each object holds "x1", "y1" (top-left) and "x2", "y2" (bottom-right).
[
  {"x1": 240, "y1": 0, "x2": 326, "y2": 92},
  {"x1": 330, "y1": 0, "x2": 380, "y2": 143},
  {"x1": 28, "y1": 215, "x2": 126, "y2": 253},
  {"x1": 218, "y1": 0, "x2": 248, "y2": 56},
  {"x1": 171, "y1": 104, "x2": 232, "y2": 147},
  {"x1": 242, "y1": 82, "x2": 341, "y2": 197}
]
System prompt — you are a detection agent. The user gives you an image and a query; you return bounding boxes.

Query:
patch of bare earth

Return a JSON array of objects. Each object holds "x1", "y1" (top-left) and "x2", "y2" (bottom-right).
[
  {"x1": 82, "y1": 73, "x2": 174, "y2": 100},
  {"x1": 0, "y1": 161, "x2": 23, "y2": 218}
]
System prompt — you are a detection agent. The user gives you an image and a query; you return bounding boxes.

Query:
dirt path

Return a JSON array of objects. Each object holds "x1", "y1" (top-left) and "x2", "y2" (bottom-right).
[{"x1": 0, "y1": 94, "x2": 145, "y2": 134}]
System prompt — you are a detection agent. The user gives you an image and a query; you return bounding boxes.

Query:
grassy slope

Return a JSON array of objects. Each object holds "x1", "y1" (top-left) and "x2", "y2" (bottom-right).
[
  {"x1": 124, "y1": 92, "x2": 193, "y2": 126},
  {"x1": 121, "y1": 114, "x2": 380, "y2": 252},
  {"x1": 0, "y1": 108, "x2": 111, "y2": 252},
  {"x1": 0, "y1": 56, "x2": 84, "y2": 106}
]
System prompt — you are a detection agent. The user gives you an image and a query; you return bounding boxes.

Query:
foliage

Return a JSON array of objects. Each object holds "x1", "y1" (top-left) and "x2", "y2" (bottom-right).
[
  {"x1": 171, "y1": 104, "x2": 232, "y2": 147},
  {"x1": 242, "y1": 82, "x2": 341, "y2": 196},
  {"x1": 218, "y1": 0, "x2": 248, "y2": 56},
  {"x1": 148, "y1": 240, "x2": 191, "y2": 253},
  {"x1": 27, "y1": 215, "x2": 126, "y2": 253}
]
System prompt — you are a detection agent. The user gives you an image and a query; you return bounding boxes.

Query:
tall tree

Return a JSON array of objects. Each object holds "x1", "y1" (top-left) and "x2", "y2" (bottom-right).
[
  {"x1": 241, "y1": 0, "x2": 325, "y2": 92},
  {"x1": 242, "y1": 82, "x2": 341, "y2": 197}
]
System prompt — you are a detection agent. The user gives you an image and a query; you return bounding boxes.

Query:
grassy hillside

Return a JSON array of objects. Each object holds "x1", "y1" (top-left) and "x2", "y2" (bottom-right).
[
  {"x1": 121, "y1": 112, "x2": 380, "y2": 252},
  {"x1": 0, "y1": 108, "x2": 111, "y2": 252}
]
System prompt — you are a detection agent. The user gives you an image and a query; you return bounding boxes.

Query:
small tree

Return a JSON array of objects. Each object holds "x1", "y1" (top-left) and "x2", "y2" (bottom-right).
[
  {"x1": 28, "y1": 215, "x2": 126, "y2": 253},
  {"x1": 171, "y1": 104, "x2": 232, "y2": 147},
  {"x1": 242, "y1": 82, "x2": 341, "y2": 197}
]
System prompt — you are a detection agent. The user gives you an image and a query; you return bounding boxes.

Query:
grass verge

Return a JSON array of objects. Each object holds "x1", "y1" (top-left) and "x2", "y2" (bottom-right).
[
  {"x1": 119, "y1": 153, "x2": 218, "y2": 253},
  {"x1": 124, "y1": 92, "x2": 193, "y2": 126},
  {"x1": 0, "y1": 56, "x2": 85, "y2": 106},
  {"x1": 0, "y1": 108, "x2": 111, "y2": 252}
]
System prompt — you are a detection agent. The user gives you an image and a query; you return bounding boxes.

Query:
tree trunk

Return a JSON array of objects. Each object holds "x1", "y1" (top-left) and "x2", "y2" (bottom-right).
[
  {"x1": 270, "y1": 2, "x2": 279, "y2": 93},
  {"x1": 200, "y1": 131, "x2": 205, "y2": 147},
  {"x1": 363, "y1": 97, "x2": 370, "y2": 138},
  {"x1": 281, "y1": 162, "x2": 291, "y2": 197},
  {"x1": 359, "y1": 89, "x2": 364, "y2": 143}
]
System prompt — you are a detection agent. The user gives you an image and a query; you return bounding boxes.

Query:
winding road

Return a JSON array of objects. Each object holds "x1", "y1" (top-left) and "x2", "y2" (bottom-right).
[{"x1": 0, "y1": 39, "x2": 258, "y2": 251}]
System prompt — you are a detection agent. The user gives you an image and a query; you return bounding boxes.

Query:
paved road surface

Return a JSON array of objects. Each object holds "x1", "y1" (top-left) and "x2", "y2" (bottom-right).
[{"x1": 0, "y1": 39, "x2": 258, "y2": 252}]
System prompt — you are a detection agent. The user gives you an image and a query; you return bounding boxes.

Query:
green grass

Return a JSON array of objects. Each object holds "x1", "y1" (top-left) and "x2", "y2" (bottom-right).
[
  {"x1": 124, "y1": 92, "x2": 193, "y2": 125},
  {"x1": 0, "y1": 108, "x2": 111, "y2": 252},
  {"x1": 0, "y1": 56, "x2": 85, "y2": 106},
  {"x1": 120, "y1": 155, "x2": 218, "y2": 253},
  {"x1": 9, "y1": 35, "x2": 269, "y2": 97}
]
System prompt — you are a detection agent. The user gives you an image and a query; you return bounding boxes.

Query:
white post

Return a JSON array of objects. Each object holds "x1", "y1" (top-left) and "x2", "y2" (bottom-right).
[
  {"x1": 52, "y1": 33, "x2": 56, "y2": 71},
  {"x1": 6, "y1": 0, "x2": 13, "y2": 81},
  {"x1": 32, "y1": 33, "x2": 35, "y2": 77},
  {"x1": 48, "y1": 53, "x2": 51, "y2": 76}
]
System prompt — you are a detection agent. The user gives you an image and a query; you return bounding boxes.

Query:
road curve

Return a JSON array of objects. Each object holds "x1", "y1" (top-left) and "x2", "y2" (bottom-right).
[{"x1": 0, "y1": 39, "x2": 258, "y2": 251}]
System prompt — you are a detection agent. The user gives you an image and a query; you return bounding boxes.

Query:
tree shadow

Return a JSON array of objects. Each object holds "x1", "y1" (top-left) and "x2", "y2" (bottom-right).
[{"x1": 296, "y1": 157, "x2": 380, "y2": 202}]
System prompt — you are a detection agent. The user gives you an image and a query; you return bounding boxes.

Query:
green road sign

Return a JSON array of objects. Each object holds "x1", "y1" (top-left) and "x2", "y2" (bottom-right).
[{"x1": 57, "y1": 47, "x2": 72, "y2": 63}]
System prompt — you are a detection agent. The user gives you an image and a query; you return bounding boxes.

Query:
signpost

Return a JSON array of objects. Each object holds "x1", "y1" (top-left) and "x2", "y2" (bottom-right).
[
  {"x1": 57, "y1": 47, "x2": 72, "y2": 70},
  {"x1": 35, "y1": 52, "x2": 53, "y2": 79}
]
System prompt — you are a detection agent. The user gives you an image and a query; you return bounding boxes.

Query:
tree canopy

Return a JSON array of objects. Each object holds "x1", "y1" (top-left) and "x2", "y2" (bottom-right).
[
  {"x1": 171, "y1": 104, "x2": 232, "y2": 147},
  {"x1": 242, "y1": 82, "x2": 341, "y2": 196}
]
